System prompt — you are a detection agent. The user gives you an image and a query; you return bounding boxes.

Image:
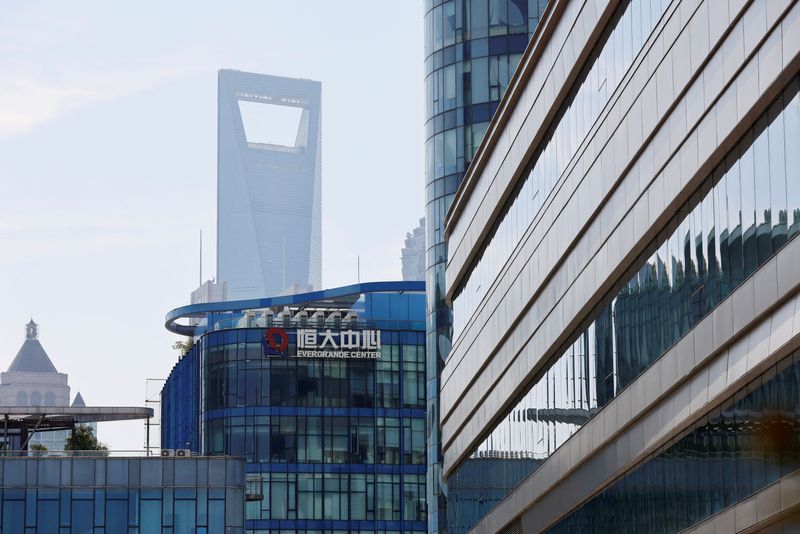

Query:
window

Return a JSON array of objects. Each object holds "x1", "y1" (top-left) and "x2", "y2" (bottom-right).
[
  {"x1": 550, "y1": 350, "x2": 800, "y2": 532},
  {"x1": 377, "y1": 418, "x2": 401, "y2": 464},
  {"x1": 489, "y1": 0, "x2": 509, "y2": 36},
  {"x1": 376, "y1": 474, "x2": 400, "y2": 520},
  {"x1": 469, "y1": 0, "x2": 489, "y2": 39},
  {"x1": 470, "y1": 57, "x2": 489, "y2": 104},
  {"x1": 403, "y1": 418, "x2": 426, "y2": 464}
]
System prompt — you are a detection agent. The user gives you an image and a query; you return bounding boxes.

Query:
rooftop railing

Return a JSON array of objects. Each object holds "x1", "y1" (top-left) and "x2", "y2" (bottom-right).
[
  {"x1": 206, "y1": 314, "x2": 424, "y2": 333},
  {"x1": 0, "y1": 450, "x2": 231, "y2": 458}
]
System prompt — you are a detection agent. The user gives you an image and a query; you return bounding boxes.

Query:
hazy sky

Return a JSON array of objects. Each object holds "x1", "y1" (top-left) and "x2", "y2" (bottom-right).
[{"x1": 0, "y1": 1, "x2": 425, "y2": 450}]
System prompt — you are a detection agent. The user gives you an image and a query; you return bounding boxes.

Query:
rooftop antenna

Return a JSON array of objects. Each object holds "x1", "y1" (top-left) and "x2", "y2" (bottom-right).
[
  {"x1": 199, "y1": 230, "x2": 203, "y2": 286},
  {"x1": 357, "y1": 255, "x2": 360, "y2": 284}
]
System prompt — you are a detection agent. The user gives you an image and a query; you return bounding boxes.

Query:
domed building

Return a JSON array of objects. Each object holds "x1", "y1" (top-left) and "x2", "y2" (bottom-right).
[
  {"x1": 0, "y1": 320, "x2": 92, "y2": 450},
  {"x1": 0, "y1": 320, "x2": 70, "y2": 407}
]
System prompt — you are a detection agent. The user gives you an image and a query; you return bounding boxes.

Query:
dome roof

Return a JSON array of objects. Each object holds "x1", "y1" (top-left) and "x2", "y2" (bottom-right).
[{"x1": 7, "y1": 320, "x2": 58, "y2": 374}]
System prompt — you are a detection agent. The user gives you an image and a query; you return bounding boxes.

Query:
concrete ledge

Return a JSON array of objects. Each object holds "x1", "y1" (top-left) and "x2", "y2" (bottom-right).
[
  {"x1": 470, "y1": 235, "x2": 800, "y2": 531},
  {"x1": 680, "y1": 470, "x2": 800, "y2": 533}
]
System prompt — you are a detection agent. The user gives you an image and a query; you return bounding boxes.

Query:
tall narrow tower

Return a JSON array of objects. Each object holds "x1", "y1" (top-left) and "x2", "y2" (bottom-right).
[
  {"x1": 423, "y1": 2, "x2": 548, "y2": 531},
  {"x1": 217, "y1": 70, "x2": 322, "y2": 300}
]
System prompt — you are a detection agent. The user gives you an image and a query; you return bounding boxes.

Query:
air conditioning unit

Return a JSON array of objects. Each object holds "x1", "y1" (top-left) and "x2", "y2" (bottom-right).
[
  {"x1": 294, "y1": 310, "x2": 308, "y2": 326},
  {"x1": 343, "y1": 311, "x2": 358, "y2": 327},
  {"x1": 326, "y1": 311, "x2": 342, "y2": 328},
  {"x1": 311, "y1": 310, "x2": 325, "y2": 327},
  {"x1": 278, "y1": 307, "x2": 292, "y2": 326},
  {"x1": 175, "y1": 449, "x2": 191, "y2": 457},
  {"x1": 161, "y1": 449, "x2": 174, "y2": 457}
]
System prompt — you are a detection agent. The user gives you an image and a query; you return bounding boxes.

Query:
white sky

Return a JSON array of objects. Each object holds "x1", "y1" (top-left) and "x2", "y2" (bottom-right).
[{"x1": 0, "y1": 1, "x2": 425, "y2": 450}]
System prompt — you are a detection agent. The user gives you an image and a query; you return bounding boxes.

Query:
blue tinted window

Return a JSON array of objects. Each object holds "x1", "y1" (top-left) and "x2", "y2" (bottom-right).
[
  {"x1": 71, "y1": 500, "x2": 92, "y2": 534},
  {"x1": 3, "y1": 500, "x2": 24, "y2": 533}
]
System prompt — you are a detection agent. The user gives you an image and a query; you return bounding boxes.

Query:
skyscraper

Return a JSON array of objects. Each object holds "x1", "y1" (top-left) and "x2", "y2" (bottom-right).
[
  {"x1": 423, "y1": 2, "x2": 547, "y2": 531},
  {"x1": 401, "y1": 217, "x2": 426, "y2": 281},
  {"x1": 217, "y1": 70, "x2": 322, "y2": 300}
]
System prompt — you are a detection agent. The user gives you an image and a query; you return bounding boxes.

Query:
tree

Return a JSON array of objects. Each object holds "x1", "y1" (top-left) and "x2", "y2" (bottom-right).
[
  {"x1": 172, "y1": 337, "x2": 194, "y2": 357},
  {"x1": 30, "y1": 443, "x2": 47, "y2": 456},
  {"x1": 65, "y1": 425, "x2": 108, "y2": 452}
]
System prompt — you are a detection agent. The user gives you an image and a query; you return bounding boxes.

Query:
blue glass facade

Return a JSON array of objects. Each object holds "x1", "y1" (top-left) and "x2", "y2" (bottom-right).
[
  {"x1": 423, "y1": 1, "x2": 547, "y2": 530},
  {"x1": 162, "y1": 348, "x2": 199, "y2": 452},
  {"x1": 163, "y1": 282, "x2": 427, "y2": 533},
  {"x1": 0, "y1": 455, "x2": 245, "y2": 533}
]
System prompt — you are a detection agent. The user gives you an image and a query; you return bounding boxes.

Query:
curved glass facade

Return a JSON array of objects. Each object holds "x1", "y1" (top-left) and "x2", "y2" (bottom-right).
[
  {"x1": 163, "y1": 284, "x2": 427, "y2": 533},
  {"x1": 423, "y1": 1, "x2": 547, "y2": 530},
  {"x1": 447, "y1": 73, "x2": 800, "y2": 532},
  {"x1": 452, "y1": 0, "x2": 671, "y2": 340},
  {"x1": 549, "y1": 347, "x2": 800, "y2": 533}
]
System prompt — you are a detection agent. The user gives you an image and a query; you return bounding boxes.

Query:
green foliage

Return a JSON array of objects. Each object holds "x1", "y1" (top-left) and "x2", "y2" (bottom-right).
[
  {"x1": 65, "y1": 425, "x2": 108, "y2": 452},
  {"x1": 172, "y1": 337, "x2": 194, "y2": 356},
  {"x1": 30, "y1": 443, "x2": 47, "y2": 451}
]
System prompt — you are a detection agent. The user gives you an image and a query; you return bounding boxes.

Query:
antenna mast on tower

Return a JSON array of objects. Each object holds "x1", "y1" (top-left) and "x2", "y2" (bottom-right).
[{"x1": 199, "y1": 230, "x2": 203, "y2": 286}]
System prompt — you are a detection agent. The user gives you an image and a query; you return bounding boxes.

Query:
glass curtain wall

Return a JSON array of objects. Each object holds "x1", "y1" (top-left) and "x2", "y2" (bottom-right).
[
  {"x1": 162, "y1": 346, "x2": 199, "y2": 451},
  {"x1": 0, "y1": 457, "x2": 245, "y2": 533},
  {"x1": 198, "y1": 329, "x2": 428, "y2": 531},
  {"x1": 549, "y1": 347, "x2": 800, "y2": 533},
  {"x1": 424, "y1": 1, "x2": 547, "y2": 531},
  {"x1": 452, "y1": 0, "x2": 671, "y2": 339},
  {"x1": 447, "y1": 74, "x2": 800, "y2": 533}
]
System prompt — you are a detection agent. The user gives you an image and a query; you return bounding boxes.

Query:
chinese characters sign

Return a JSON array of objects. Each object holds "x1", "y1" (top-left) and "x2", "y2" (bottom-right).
[{"x1": 263, "y1": 327, "x2": 382, "y2": 359}]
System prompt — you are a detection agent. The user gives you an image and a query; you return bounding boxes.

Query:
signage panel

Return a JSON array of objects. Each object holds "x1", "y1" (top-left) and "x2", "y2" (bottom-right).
[{"x1": 263, "y1": 327, "x2": 382, "y2": 359}]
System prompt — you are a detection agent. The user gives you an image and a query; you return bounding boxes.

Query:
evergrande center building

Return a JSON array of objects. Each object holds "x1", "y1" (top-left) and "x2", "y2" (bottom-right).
[
  {"x1": 162, "y1": 282, "x2": 427, "y2": 533},
  {"x1": 442, "y1": 0, "x2": 800, "y2": 532}
]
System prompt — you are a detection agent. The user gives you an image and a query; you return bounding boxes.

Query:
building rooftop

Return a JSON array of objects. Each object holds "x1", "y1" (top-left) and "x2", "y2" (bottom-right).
[
  {"x1": 71, "y1": 392, "x2": 86, "y2": 407},
  {"x1": 6, "y1": 320, "x2": 58, "y2": 374},
  {"x1": 165, "y1": 280, "x2": 425, "y2": 336}
]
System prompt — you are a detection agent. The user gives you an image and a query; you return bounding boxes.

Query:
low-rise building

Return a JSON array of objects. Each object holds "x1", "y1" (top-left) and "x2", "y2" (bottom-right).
[{"x1": 0, "y1": 454, "x2": 245, "y2": 532}]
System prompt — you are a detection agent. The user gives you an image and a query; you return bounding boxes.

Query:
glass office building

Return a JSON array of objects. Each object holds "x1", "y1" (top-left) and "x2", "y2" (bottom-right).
[
  {"x1": 0, "y1": 455, "x2": 245, "y2": 533},
  {"x1": 163, "y1": 282, "x2": 427, "y2": 533},
  {"x1": 442, "y1": 0, "x2": 800, "y2": 531},
  {"x1": 422, "y1": 1, "x2": 548, "y2": 530}
]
